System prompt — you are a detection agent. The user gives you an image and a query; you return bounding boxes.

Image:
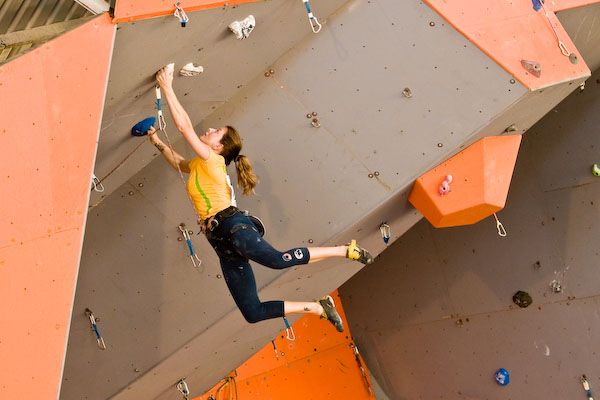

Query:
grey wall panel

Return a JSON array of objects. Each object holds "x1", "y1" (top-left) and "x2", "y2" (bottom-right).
[
  {"x1": 91, "y1": 0, "x2": 349, "y2": 205},
  {"x1": 341, "y1": 68, "x2": 600, "y2": 400},
  {"x1": 559, "y1": 3, "x2": 600, "y2": 72}
]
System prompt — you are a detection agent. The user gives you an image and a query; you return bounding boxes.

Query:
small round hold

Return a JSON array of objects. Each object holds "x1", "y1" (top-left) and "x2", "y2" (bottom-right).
[
  {"x1": 402, "y1": 88, "x2": 412, "y2": 98},
  {"x1": 306, "y1": 113, "x2": 312, "y2": 119},
  {"x1": 311, "y1": 111, "x2": 317, "y2": 117},
  {"x1": 368, "y1": 173, "x2": 374, "y2": 178},
  {"x1": 138, "y1": 183, "x2": 144, "y2": 187},
  {"x1": 569, "y1": 53, "x2": 579, "y2": 64},
  {"x1": 311, "y1": 118, "x2": 321, "y2": 128},
  {"x1": 308, "y1": 239, "x2": 314, "y2": 244},
  {"x1": 216, "y1": 274, "x2": 222, "y2": 279},
  {"x1": 509, "y1": 79, "x2": 516, "y2": 84},
  {"x1": 437, "y1": 143, "x2": 443, "y2": 148},
  {"x1": 128, "y1": 191, "x2": 134, "y2": 196},
  {"x1": 269, "y1": 69, "x2": 275, "y2": 74},
  {"x1": 429, "y1": 21, "x2": 435, "y2": 27},
  {"x1": 374, "y1": 171, "x2": 380, "y2": 176},
  {"x1": 264, "y1": 71, "x2": 271, "y2": 77}
]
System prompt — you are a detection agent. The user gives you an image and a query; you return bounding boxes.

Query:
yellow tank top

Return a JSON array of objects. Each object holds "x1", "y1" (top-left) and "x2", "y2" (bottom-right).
[{"x1": 186, "y1": 151, "x2": 237, "y2": 220}]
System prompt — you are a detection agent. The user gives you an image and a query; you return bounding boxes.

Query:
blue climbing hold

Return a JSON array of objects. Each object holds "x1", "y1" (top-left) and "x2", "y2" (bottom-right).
[
  {"x1": 131, "y1": 116, "x2": 156, "y2": 136},
  {"x1": 495, "y1": 368, "x2": 510, "y2": 386},
  {"x1": 532, "y1": 0, "x2": 544, "y2": 11}
]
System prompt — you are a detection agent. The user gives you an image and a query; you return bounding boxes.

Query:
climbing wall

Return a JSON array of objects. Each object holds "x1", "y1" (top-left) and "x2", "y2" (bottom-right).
[
  {"x1": 59, "y1": 0, "x2": 595, "y2": 399},
  {"x1": 0, "y1": 14, "x2": 114, "y2": 400},
  {"x1": 341, "y1": 66, "x2": 600, "y2": 399}
]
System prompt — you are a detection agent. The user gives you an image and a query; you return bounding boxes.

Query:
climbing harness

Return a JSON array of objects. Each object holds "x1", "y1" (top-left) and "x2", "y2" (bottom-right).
[
  {"x1": 177, "y1": 378, "x2": 190, "y2": 400},
  {"x1": 271, "y1": 339, "x2": 279, "y2": 360},
  {"x1": 283, "y1": 317, "x2": 296, "y2": 341},
  {"x1": 493, "y1": 213, "x2": 507, "y2": 237},
  {"x1": 536, "y1": 0, "x2": 571, "y2": 57},
  {"x1": 302, "y1": 0, "x2": 322, "y2": 33},
  {"x1": 174, "y1": 2, "x2": 189, "y2": 27},
  {"x1": 350, "y1": 343, "x2": 373, "y2": 395},
  {"x1": 581, "y1": 375, "x2": 594, "y2": 400},
  {"x1": 179, "y1": 223, "x2": 202, "y2": 269},
  {"x1": 91, "y1": 173, "x2": 105, "y2": 193},
  {"x1": 85, "y1": 308, "x2": 106, "y2": 350},
  {"x1": 379, "y1": 223, "x2": 391, "y2": 245}
]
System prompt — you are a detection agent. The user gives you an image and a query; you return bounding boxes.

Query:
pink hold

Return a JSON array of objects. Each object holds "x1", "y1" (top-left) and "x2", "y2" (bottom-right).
[{"x1": 438, "y1": 175, "x2": 453, "y2": 195}]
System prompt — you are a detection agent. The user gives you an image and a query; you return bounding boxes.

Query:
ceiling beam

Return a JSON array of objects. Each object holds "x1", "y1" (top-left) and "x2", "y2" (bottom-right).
[
  {"x1": 73, "y1": 0, "x2": 110, "y2": 15},
  {"x1": 0, "y1": 16, "x2": 94, "y2": 50}
]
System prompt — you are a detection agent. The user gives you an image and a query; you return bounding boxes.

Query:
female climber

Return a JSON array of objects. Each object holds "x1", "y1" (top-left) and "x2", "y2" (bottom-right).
[{"x1": 132, "y1": 65, "x2": 373, "y2": 332}]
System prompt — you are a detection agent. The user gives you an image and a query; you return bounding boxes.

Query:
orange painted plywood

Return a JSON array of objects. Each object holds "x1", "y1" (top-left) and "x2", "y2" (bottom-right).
[
  {"x1": 424, "y1": 0, "x2": 590, "y2": 90},
  {"x1": 409, "y1": 135, "x2": 522, "y2": 228},
  {"x1": 114, "y1": 0, "x2": 261, "y2": 23},
  {"x1": 0, "y1": 14, "x2": 115, "y2": 399},
  {"x1": 195, "y1": 291, "x2": 374, "y2": 400}
]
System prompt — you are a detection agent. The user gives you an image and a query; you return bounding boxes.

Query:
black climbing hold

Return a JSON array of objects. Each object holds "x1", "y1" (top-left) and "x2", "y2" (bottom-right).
[{"x1": 512, "y1": 291, "x2": 532, "y2": 308}]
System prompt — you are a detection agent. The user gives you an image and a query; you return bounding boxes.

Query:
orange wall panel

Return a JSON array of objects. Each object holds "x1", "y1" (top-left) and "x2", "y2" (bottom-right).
[
  {"x1": 114, "y1": 0, "x2": 261, "y2": 23},
  {"x1": 195, "y1": 291, "x2": 374, "y2": 400},
  {"x1": 424, "y1": 0, "x2": 590, "y2": 90},
  {"x1": 0, "y1": 14, "x2": 115, "y2": 399}
]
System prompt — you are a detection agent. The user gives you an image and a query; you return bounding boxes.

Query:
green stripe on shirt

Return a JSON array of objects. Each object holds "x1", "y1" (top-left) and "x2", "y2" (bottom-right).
[{"x1": 194, "y1": 170, "x2": 212, "y2": 215}]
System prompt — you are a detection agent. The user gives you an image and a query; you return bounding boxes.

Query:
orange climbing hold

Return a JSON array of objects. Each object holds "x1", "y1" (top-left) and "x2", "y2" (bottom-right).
[{"x1": 409, "y1": 135, "x2": 522, "y2": 228}]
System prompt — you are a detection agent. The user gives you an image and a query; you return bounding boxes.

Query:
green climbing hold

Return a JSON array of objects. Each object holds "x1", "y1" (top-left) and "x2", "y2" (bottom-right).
[{"x1": 592, "y1": 164, "x2": 600, "y2": 177}]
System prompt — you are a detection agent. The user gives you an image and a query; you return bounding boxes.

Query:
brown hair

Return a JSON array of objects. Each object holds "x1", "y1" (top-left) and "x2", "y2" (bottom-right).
[{"x1": 220, "y1": 125, "x2": 258, "y2": 195}]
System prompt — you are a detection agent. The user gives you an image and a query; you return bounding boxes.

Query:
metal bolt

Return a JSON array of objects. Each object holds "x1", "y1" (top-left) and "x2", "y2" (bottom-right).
[
  {"x1": 374, "y1": 171, "x2": 380, "y2": 176},
  {"x1": 509, "y1": 79, "x2": 516, "y2": 84},
  {"x1": 368, "y1": 173, "x2": 374, "y2": 178},
  {"x1": 128, "y1": 191, "x2": 134, "y2": 196},
  {"x1": 177, "y1": 237, "x2": 183, "y2": 241},
  {"x1": 216, "y1": 274, "x2": 222, "y2": 279},
  {"x1": 138, "y1": 183, "x2": 143, "y2": 187},
  {"x1": 437, "y1": 143, "x2": 443, "y2": 148},
  {"x1": 308, "y1": 239, "x2": 314, "y2": 244},
  {"x1": 306, "y1": 113, "x2": 312, "y2": 118},
  {"x1": 429, "y1": 21, "x2": 435, "y2": 27},
  {"x1": 311, "y1": 111, "x2": 317, "y2": 117}
]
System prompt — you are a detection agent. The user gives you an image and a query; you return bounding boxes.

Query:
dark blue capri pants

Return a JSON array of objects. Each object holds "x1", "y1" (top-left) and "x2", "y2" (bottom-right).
[{"x1": 205, "y1": 211, "x2": 310, "y2": 323}]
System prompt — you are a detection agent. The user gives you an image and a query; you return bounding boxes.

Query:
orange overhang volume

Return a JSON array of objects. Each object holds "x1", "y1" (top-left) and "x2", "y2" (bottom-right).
[{"x1": 409, "y1": 135, "x2": 522, "y2": 228}]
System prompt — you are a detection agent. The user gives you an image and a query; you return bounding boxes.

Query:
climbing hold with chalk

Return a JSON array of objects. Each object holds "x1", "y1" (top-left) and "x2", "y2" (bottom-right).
[
  {"x1": 179, "y1": 63, "x2": 203, "y2": 76},
  {"x1": 229, "y1": 15, "x2": 255, "y2": 40},
  {"x1": 521, "y1": 60, "x2": 541, "y2": 78},
  {"x1": 592, "y1": 164, "x2": 600, "y2": 177}
]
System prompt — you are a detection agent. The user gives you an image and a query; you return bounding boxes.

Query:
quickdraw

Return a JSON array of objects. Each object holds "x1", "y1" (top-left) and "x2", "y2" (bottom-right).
[
  {"x1": 379, "y1": 223, "x2": 391, "y2": 245},
  {"x1": 177, "y1": 378, "x2": 190, "y2": 400},
  {"x1": 283, "y1": 317, "x2": 296, "y2": 341},
  {"x1": 350, "y1": 343, "x2": 373, "y2": 395},
  {"x1": 493, "y1": 213, "x2": 507, "y2": 237},
  {"x1": 85, "y1": 308, "x2": 106, "y2": 350},
  {"x1": 174, "y1": 2, "x2": 189, "y2": 27},
  {"x1": 179, "y1": 223, "x2": 202, "y2": 269},
  {"x1": 302, "y1": 0, "x2": 322, "y2": 33}
]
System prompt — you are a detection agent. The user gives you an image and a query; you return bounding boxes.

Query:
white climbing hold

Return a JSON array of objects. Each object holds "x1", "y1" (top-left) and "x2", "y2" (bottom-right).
[
  {"x1": 229, "y1": 15, "x2": 255, "y2": 40},
  {"x1": 179, "y1": 63, "x2": 204, "y2": 76}
]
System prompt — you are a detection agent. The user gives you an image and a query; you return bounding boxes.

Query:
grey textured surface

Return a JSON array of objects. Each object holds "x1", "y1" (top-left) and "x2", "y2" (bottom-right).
[
  {"x1": 60, "y1": 1, "x2": 595, "y2": 399},
  {"x1": 341, "y1": 67, "x2": 600, "y2": 399}
]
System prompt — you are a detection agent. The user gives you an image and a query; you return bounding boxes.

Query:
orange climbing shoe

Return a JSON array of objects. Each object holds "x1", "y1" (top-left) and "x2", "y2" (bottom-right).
[
  {"x1": 346, "y1": 240, "x2": 374, "y2": 265},
  {"x1": 319, "y1": 295, "x2": 344, "y2": 332}
]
